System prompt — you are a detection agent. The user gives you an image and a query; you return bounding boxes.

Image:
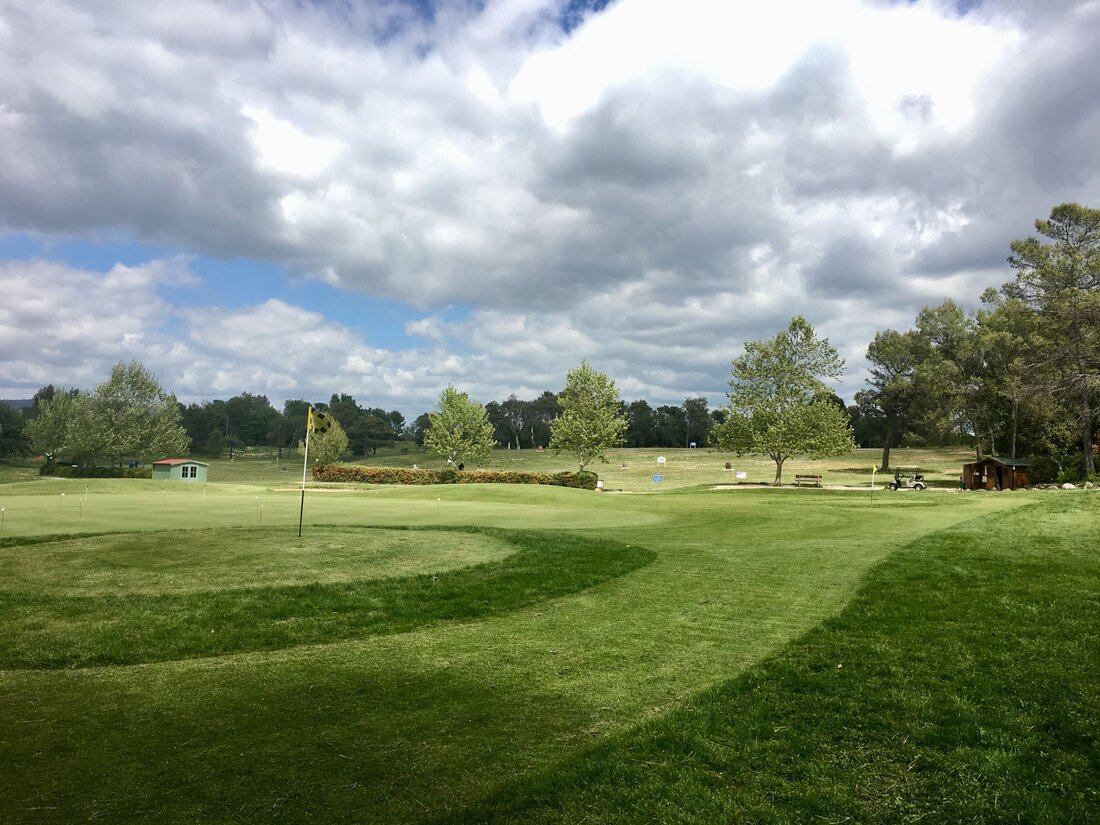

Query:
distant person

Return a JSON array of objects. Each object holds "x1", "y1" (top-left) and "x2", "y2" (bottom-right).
[{"x1": 457, "y1": 462, "x2": 464, "y2": 471}]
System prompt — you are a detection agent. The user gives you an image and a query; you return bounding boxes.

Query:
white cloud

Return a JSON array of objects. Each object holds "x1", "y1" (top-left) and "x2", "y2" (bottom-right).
[{"x1": 1, "y1": 0, "x2": 1098, "y2": 412}]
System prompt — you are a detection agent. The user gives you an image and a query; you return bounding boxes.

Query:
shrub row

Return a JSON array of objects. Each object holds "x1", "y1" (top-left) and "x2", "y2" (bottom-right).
[
  {"x1": 39, "y1": 465, "x2": 153, "y2": 479},
  {"x1": 312, "y1": 464, "x2": 598, "y2": 490}
]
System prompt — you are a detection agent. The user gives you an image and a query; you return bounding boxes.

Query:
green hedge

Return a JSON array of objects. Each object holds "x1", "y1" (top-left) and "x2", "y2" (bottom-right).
[
  {"x1": 312, "y1": 465, "x2": 598, "y2": 490},
  {"x1": 39, "y1": 465, "x2": 153, "y2": 479}
]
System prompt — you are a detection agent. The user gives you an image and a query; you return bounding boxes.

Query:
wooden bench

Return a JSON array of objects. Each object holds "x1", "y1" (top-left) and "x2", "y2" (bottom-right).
[{"x1": 794, "y1": 474, "x2": 822, "y2": 487}]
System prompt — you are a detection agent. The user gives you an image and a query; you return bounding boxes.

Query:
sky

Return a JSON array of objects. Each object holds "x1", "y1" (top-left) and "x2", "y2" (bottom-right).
[{"x1": 1, "y1": 0, "x2": 1098, "y2": 417}]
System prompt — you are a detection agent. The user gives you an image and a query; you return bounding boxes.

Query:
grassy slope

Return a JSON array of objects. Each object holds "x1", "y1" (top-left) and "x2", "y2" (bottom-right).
[
  {"x1": 0, "y1": 480, "x2": 1042, "y2": 824},
  {"x1": 441, "y1": 495, "x2": 1099, "y2": 824}
]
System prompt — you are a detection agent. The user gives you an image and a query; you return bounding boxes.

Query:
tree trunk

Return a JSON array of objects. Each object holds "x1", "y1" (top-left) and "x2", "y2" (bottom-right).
[
  {"x1": 1010, "y1": 399, "x2": 1018, "y2": 459},
  {"x1": 773, "y1": 459, "x2": 784, "y2": 486},
  {"x1": 880, "y1": 422, "x2": 894, "y2": 471},
  {"x1": 1083, "y1": 398, "x2": 1096, "y2": 476}
]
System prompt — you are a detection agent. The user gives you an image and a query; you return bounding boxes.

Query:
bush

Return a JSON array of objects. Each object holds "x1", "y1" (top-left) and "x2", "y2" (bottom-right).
[
  {"x1": 39, "y1": 464, "x2": 152, "y2": 479},
  {"x1": 311, "y1": 465, "x2": 598, "y2": 490}
]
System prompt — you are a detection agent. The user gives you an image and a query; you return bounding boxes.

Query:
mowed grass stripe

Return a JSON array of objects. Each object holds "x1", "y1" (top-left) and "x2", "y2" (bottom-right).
[
  {"x1": 439, "y1": 494, "x2": 1100, "y2": 825},
  {"x1": 0, "y1": 527, "x2": 655, "y2": 670}
]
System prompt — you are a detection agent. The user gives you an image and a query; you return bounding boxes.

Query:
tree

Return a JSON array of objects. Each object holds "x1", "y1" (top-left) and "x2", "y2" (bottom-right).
[
  {"x1": 711, "y1": 317, "x2": 854, "y2": 485},
  {"x1": 625, "y1": 399, "x2": 657, "y2": 447},
  {"x1": 549, "y1": 360, "x2": 628, "y2": 470},
  {"x1": 25, "y1": 390, "x2": 81, "y2": 461},
  {"x1": 299, "y1": 417, "x2": 349, "y2": 466},
  {"x1": 410, "y1": 412, "x2": 432, "y2": 447},
  {"x1": 1005, "y1": 203, "x2": 1100, "y2": 476},
  {"x1": 25, "y1": 363, "x2": 188, "y2": 466},
  {"x1": 363, "y1": 414, "x2": 394, "y2": 455},
  {"x1": 528, "y1": 391, "x2": 562, "y2": 448},
  {"x1": 857, "y1": 329, "x2": 921, "y2": 470},
  {"x1": 651, "y1": 405, "x2": 682, "y2": 447},
  {"x1": 0, "y1": 402, "x2": 29, "y2": 460},
  {"x1": 423, "y1": 385, "x2": 494, "y2": 467},
  {"x1": 225, "y1": 393, "x2": 280, "y2": 446},
  {"x1": 499, "y1": 395, "x2": 530, "y2": 449},
  {"x1": 205, "y1": 428, "x2": 225, "y2": 459},
  {"x1": 683, "y1": 396, "x2": 713, "y2": 447},
  {"x1": 91, "y1": 361, "x2": 189, "y2": 465}
]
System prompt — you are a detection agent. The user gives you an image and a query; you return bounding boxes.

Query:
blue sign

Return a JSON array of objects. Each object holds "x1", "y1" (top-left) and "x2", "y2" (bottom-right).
[{"x1": 652, "y1": 474, "x2": 664, "y2": 482}]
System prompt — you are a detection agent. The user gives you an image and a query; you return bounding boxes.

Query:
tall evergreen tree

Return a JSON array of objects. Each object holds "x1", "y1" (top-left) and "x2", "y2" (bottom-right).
[{"x1": 1005, "y1": 203, "x2": 1100, "y2": 476}]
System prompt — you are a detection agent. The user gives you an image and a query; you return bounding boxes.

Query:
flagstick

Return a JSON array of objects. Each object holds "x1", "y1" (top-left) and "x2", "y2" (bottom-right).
[
  {"x1": 871, "y1": 465, "x2": 877, "y2": 504},
  {"x1": 298, "y1": 424, "x2": 311, "y2": 538}
]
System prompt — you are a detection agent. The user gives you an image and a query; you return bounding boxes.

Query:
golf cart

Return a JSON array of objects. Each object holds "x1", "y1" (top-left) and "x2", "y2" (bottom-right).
[{"x1": 888, "y1": 467, "x2": 927, "y2": 491}]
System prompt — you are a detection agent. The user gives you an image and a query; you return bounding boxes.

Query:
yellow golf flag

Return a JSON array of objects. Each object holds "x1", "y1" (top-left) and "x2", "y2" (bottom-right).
[
  {"x1": 308, "y1": 406, "x2": 331, "y2": 435},
  {"x1": 872, "y1": 464, "x2": 879, "y2": 473}
]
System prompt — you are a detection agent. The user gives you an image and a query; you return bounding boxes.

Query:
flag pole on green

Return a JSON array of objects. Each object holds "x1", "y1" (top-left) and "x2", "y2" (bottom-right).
[
  {"x1": 298, "y1": 406, "x2": 331, "y2": 537},
  {"x1": 871, "y1": 464, "x2": 878, "y2": 503}
]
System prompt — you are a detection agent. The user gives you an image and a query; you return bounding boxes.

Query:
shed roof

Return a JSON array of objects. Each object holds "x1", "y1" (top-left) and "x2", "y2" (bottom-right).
[
  {"x1": 964, "y1": 456, "x2": 1029, "y2": 468},
  {"x1": 153, "y1": 459, "x2": 209, "y2": 466}
]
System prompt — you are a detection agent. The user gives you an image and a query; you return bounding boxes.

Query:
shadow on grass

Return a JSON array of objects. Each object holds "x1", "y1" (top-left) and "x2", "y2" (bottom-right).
[
  {"x1": 0, "y1": 658, "x2": 602, "y2": 825},
  {"x1": 0, "y1": 527, "x2": 655, "y2": 669},
  {"x1": 437, "y1": 496, "x2": 1099, "y2": 824}
]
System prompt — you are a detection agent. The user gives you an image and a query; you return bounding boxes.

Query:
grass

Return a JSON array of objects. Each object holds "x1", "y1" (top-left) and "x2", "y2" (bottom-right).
[
  {"x1": 0, "y1": 449, "x2": 1094, "y2": 823},
  {"x1": 353, "y1": 445, "x2": 977, "y2": 490},
  {"x1": 0, "y1": 527, "x2": 653, "y2": 669},
  {"x1": 441, "y1": 495, "x2": 1099, "y2": 824}
]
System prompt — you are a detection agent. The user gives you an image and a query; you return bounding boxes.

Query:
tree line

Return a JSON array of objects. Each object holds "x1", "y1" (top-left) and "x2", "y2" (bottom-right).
[
  {"x1": 854, "y1": 203, "x2": 1099, "y2": 481},
  {"x1": 2, "y1": 203, "x2": 1094, "y2": 483}
]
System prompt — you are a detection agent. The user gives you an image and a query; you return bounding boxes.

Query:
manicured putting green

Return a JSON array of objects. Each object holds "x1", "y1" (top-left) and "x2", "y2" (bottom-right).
[
  {"x1": 0, "y1": 527, "x2": 654, "y2": 669},
  {"x1": 1, "y1": 527, "x2": 516, "y2": 595}
]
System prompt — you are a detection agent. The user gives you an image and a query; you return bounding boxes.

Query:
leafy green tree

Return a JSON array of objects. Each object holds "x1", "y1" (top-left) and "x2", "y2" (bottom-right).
[
  {"x1": 654, "y1": 405, "x2": 685, "y2": 447},
  {"x1": 23, "y1": 385, "x2": 57, "y2": 423},
  {"x1": 857, "y1": 329, "x2": 922, "y2": 470},
  {"x1": 0, "y1": 402, "x2": 30, "y2": 460},
  {"x1": 225, "y1": 392, "x2": 280, "y2": 446},
  {"x1": 282, "y1": 400, "x2": 311, "y2": 447},
  {"x1": 1005, "y1": 202, "x2": 1100, "y2": 476},
  {"x1": 683, "y1": 396, "x2": 713, "y2": 447},
  {"x1": 549, "y1": 360, "x2": 628, "y2": 470},
  {"x1": 205, "y1": 428, "x2": 225, "y2": 459},
  {"x1": 625, "y1": 399, "x2": 657, "y2": 447},
  {"x1": 363, "y1": 414, "x2": 394, "y2": 455},
  {"x1": 423, "y1": 385, "x2": 494, "y2": 467},
  {"x1": 500, "y1": 395, "x2": 530, "y2": 449},
  {"x1": 298, "y1": 418, "x2": 349, "y2": 466},
  {"x1": 179, "y1": 402, "x2": 215, "y2": 451},
  {"x1": 91, "y1": 361, "x2": 189, "y2": 465},
  {"x1": 712, "y1": 317, "x2": 854, "y2": 485},
  {"x1": 529, "y1": 391, "x2": 562, "y2": 448},
  {"x1": 25, "y1": 390, "x2": 80, "y2": 461},
  {"x1": 25, "y1": 363, "x2": 187, "y2": 466},
  {"x1": 410, "y1": 412, "x2": 432, "y2": 447}
]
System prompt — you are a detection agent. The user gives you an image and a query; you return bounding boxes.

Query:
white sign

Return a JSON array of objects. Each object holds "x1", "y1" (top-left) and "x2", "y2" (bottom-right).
[{"x1": 657, "y1": 456, "x2": 666, "y2": 466}]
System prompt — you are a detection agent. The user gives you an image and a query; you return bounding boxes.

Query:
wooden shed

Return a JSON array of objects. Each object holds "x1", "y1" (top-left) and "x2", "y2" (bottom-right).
[
  {"x1": 961, "y1": 457, "x2": 1029, "y2": 491},
  {"x1": 152, "y1": 459, "x2": 208, "y2": 483}
]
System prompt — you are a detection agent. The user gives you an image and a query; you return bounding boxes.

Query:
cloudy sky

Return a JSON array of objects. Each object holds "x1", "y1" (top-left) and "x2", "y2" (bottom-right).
[{"x1": 1, "y1": 0, "x2": 1098, "y2": 416}]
